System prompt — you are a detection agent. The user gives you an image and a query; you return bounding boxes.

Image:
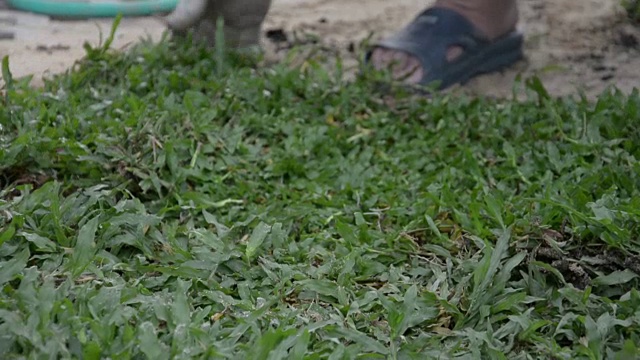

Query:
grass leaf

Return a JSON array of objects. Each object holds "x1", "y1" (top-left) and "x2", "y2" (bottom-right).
[
  {"x1": 0, "y1": 248, "x2": 28, "y2": 285},
  {"x1": 246, "y1": 222, "x2": 272, "y2": 261},
  {"x1": 592, "y1": 270, "x2": 638, "y2": 286},
  {"x1": 68, "y1": 216, "x2": 100, "y2": 277}
]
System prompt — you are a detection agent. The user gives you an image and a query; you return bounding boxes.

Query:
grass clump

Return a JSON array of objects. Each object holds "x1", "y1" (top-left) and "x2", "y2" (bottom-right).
[
  {"x1": 1, "y1": 24, "x2": 640, "y2": 359},
  {"x1": 624, "y1": 0, "x2": 640, "y2": 23}
]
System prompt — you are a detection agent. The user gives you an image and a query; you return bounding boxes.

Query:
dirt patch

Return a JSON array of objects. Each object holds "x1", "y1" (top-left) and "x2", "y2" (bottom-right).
[
  {"x1": 1, "y1": 0, "x2": 639, "y2": 97},
  {"x1": 0, "y1": 166, "x2": 52, "y2": 200},
  {"x1": 532, "y1": 242, "x2": 640, "y2": 290}
]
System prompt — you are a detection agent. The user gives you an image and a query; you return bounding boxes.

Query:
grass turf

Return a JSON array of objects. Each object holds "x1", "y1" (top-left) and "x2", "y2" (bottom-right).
[{"x1": 1, "y1": 21, "x2": 640, "y2": 359}]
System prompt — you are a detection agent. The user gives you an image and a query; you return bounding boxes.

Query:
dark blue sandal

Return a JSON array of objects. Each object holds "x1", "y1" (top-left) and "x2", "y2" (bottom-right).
[{"x1": 367, "y1": 7, "x2": 523, "y2": 90}]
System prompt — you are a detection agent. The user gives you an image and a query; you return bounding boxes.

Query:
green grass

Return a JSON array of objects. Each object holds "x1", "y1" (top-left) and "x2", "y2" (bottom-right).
[
  {"x1": 1, "y1": 22, "x2": 640, "y2": 359},
  {"x1": 624, "y1": 0, "x2": 640, "y2": 23}
]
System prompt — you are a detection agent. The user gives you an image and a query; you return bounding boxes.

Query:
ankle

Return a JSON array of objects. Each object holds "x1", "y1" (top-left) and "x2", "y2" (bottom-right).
[
  {"x1": 210, "y1": 0, "x2": 271, "y2": 48},
  {"x1": 435, "y1": 0, "x2": 519, "y2": 40}
]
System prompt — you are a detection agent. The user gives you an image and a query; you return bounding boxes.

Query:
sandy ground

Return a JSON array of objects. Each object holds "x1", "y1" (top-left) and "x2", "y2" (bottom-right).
[{"x1": 0, "y1": 0, "x2": 639, "y2": 98}]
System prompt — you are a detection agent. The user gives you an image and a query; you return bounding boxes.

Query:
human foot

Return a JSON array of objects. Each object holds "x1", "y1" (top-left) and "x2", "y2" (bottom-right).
[
  {"x1": 369, "y1": 0, "x2": 520, "y2": 88},
  {"x1": 165, "y1": 0, "x2": 272, "y2": 49}
]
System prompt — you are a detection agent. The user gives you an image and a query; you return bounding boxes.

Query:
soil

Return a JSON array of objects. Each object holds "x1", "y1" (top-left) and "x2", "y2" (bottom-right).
[{"x1": 1, "y1": 0, "x2": 639, "y2": 98}]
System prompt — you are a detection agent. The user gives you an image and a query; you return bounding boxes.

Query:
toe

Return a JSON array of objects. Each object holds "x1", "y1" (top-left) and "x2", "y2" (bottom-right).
[
  {"x1": 369, "y1": 44, "x2": 466, "y2": 85},
  {"x1": 404, "y1": 56, "x2": 423, "y2": 84},
  {"x1": 370, "y1": 47, "x2": 424, "y2": 84},
  {"x1": 370, "y1": 48, "x2": 392, "y2": 71}
]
